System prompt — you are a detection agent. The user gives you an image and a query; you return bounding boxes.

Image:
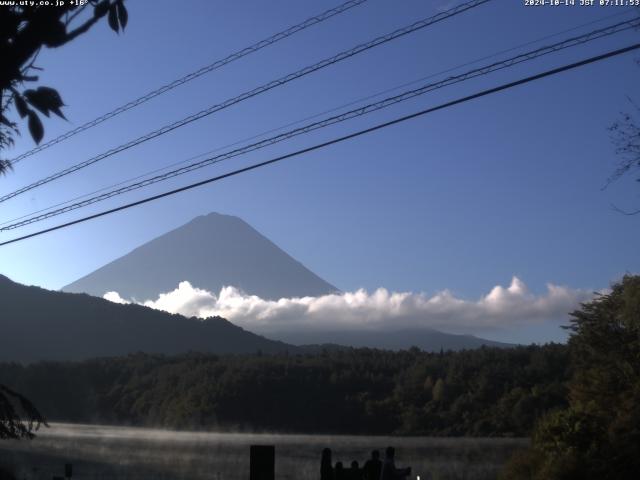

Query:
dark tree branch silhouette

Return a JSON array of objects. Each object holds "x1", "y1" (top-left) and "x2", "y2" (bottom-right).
[
  {"x1": 607, "y1": 97, "x2": 640, "y2": 215},
  {"x1": 0, "y1": 384, "x2": 47, "y2": 439},
  {"x1": 604, "y1": 13, "x2": 639, "y2": 213},
  {"x1": 0, "y1": 0, "x2": 129, "y2": 175},
  {"x1": 0, "y1": 0, "x2": 129, "y2": 438}
]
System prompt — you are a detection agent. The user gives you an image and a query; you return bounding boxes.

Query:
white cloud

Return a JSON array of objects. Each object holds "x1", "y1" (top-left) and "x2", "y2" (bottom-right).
[
  {"x1": 103, "y1": 277, "x2": 593, "y2": 335},
  {"x1": 103, "y1": 291, "x2": 129, "y2": 304}
]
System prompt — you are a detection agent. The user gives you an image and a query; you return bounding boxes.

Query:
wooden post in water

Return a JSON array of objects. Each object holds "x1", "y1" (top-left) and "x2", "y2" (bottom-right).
[
  {"x1": 249, "y1": 445, "x2": 274, "y2": 480},
  {"x1": 53, "y1": 463, "x2": 72, "y2": 480}
]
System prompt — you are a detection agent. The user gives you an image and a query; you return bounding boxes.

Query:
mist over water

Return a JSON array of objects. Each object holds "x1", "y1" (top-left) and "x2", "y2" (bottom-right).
[{"x1": 0, "y1": 423, "x2": 527, "y2": 480}]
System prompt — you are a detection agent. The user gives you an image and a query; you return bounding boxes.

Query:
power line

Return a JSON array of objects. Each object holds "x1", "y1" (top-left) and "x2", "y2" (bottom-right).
[
  {"x1": 2, "y1": 17, "x2": 637, "y2": 231},
  {"x1": 3, "y1": 16, "x2": 636, "y2": 231},
  {"x1": 8, "y1": 0, "x2": 369, "y2": 165},
  {"x1": 2, "y1": 42, "x2": 638, "y2": 248},
  {"x1": 0, "y1": 0, "x2": 492, "y2": 205},
  {"x1": 3, "y1": 8, "x2": 633, "y2": 230}
]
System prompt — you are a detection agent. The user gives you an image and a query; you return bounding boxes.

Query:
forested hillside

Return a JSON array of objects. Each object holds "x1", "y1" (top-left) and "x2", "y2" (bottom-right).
[
  {"x1": 0, "y1": 274, "x2": 292, "y2": 362},
  {"x1": 502, "y1": 275, "x2": 640, "y2": 479},
  {"x1": 0, "y1": 344, "x2": 569, "y2": 436}
]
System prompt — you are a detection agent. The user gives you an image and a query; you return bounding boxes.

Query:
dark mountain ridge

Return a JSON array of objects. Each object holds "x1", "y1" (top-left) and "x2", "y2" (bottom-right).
[
  {"x1": 60, "y1": 212, "x2": 513, "y2": 352},
  {"x1": 273, "y1": 328, "x2": 512, "y2": 351},
  {"x1": 0, "y1": 274, "x2": 293, "y2": 363}
]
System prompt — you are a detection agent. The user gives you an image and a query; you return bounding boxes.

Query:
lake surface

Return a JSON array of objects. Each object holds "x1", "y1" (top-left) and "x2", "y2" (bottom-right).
[{"x1": 0, "y1": 423, "x2": 527, "y2": 480}]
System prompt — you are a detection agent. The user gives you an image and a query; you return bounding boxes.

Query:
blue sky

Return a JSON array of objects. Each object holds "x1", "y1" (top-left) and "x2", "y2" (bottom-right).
[{"x1": 0, "y1": 0, "x2": 638, "y2": 343}]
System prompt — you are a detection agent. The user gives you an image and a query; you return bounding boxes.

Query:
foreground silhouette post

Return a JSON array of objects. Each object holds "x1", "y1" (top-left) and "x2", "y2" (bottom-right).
[
  {"x1": 381, "y1": 446, "x2": 411, "y2": 480},
  {"x1": 249, "y1": 445, "x2": 274, "y2": 480},
  {"x1": 321, "y1": 448, "x2": 334, "y2": 480},
  {"x1": 348, "y1": 460, "x2": 360, "y2": 480},
  {"x1": 362, "y1": 450, "x2": 382, "y2": 480}
]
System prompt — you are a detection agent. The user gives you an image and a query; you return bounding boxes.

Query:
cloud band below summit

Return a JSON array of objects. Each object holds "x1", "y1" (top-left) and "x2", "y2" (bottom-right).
[{"x1": 104, "y1": 277, "x2": 593, "y2": 335}]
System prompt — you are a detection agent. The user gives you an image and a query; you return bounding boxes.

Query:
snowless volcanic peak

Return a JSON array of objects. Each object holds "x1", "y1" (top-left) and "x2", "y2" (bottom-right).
[{"x1": 64, "y1": 212, "x2": 338, "y2": 301}]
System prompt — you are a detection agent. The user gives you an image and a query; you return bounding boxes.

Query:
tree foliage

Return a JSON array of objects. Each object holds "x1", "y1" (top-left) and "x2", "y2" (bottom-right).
[
  {"x1": 0, "y1": 344, "x2": 570, "y2": 437},
  {"x1": 502, "y1": 275, "x2": 640, "y2": 479},
  {"x1": 0, "y1": 0, "x2": 129, "y2": 439},
  {"x1": 0, "y1": 384, "x2": 46, "y2": 440},
  {"x1": 0, "y1": 0, "x2": 128, "y2": 174}
]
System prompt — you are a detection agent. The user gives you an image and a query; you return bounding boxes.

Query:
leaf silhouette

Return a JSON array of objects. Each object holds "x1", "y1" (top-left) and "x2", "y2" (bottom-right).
[
  {"x1": 23, "y1": 87, "x2": 66, "y2": 119},
  {"x1": 14, "y1": 95, "x2": 29, "y2": 118},
  {"x1": 24, "y1": 89, "x2": 50, "y2": 117},
  {"x1": 40, "y1": 87, "x2": 65, "y2": 119},
  {"x1": 42, "y1": 19, "x2": 67, "y2": 47},
  {"x1": 49, "y1": 105, "x2": 67, "y2": 120},
  {"x1": 27, "y1": 111, "x2": 44, "y2": 144},
  {"x1": 37, "y1": 87, "x2": 64, "y2": 107},
  {"x1": 93, "y1": 0, "x2": 110, "y2": 18},
  {"x1": 108, "y1": 4, "x2": 119, "y2": 33},
  {"x1": 116, "y1": 0, "x2": 128, "y2": 30}
]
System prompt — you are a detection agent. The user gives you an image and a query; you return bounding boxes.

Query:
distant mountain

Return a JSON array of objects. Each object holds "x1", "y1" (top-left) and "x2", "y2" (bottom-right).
[
  {"x1": 0, "y1": 272, "x2": 511, "y2": 361},
  {"x1": 61, "y1": 212, "x2": 514, "y2": 353},
  {"x1": 270, "y1": 328, "x2": 513, "y2": 351},
  {"x1": 63, "y1": 212, "x2": 337, "y2": 301},
  {"x1": 0, "y1": 275, "x2": 293, "y2": 363}
]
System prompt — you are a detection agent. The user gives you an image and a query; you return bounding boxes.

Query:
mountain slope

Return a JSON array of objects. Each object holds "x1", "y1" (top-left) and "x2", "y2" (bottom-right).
[
  {"x1": 0, "y1": 275, "x2": 293, "y2": 362},
  {"x1": 63, "y1": 212, "x2": 337, "y2": 301},
  {"x1": 60, "y1": 212, "x2": 513, "y2": 353},
  {"x1": 274, "y1": 328, "x2": 512, "y2": 351}
]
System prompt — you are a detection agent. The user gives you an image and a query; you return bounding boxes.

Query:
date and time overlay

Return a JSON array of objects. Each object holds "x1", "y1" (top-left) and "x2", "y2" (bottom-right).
[{"x1": 524, "y1": 0, "x2": 639, "y2": 6}]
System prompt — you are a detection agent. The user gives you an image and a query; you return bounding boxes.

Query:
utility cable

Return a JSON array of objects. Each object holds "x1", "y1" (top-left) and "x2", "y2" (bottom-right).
[
  {"x1": 2, "y1": 6, "x2": 632, "y2": 229},
  {"x1": 0, "y1": 0, "x2": 492, "y2": 204},
  {"x1": 8, "y1": 0, "x2": 370, "y2": 165},
  {"x1": 2, "y1": 17, "x2": 637, "y2": 231},
  {"x1": 1, "y1": 41, "x2": 638, "y2": 247}
]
